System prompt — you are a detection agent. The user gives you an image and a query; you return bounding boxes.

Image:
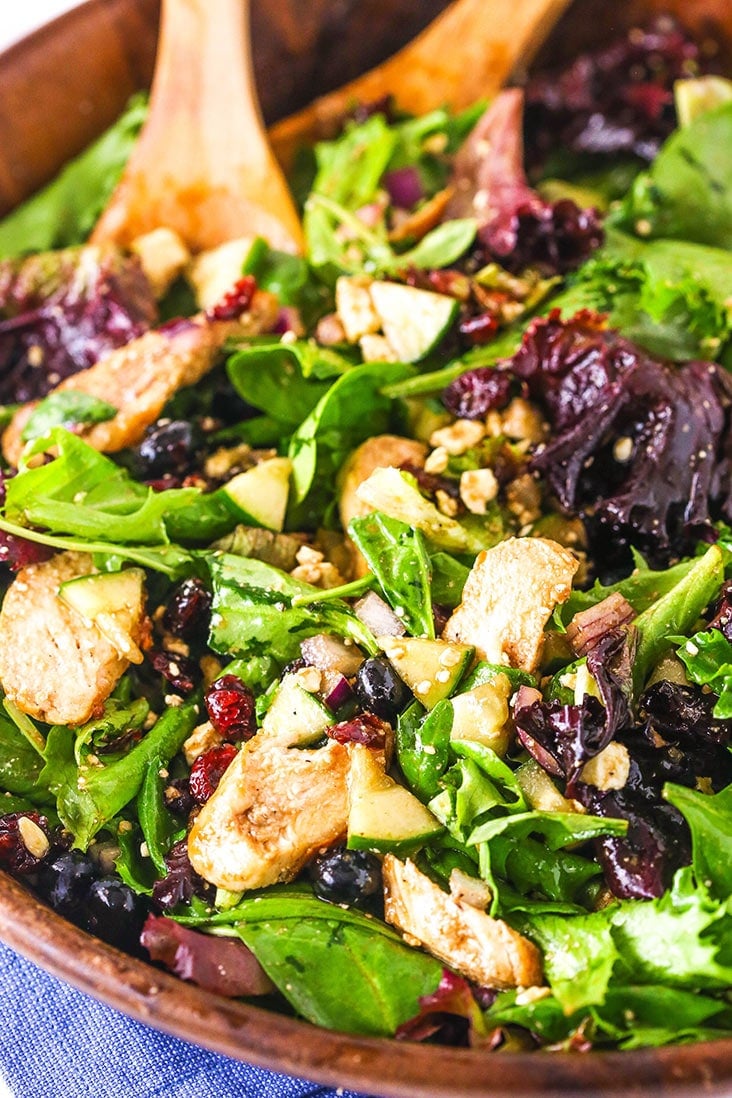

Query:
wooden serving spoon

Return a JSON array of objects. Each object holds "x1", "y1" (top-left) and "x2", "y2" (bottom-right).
[
  {"x1": 269, "y1": 0, "x2": 573, "y2": 172},
  {"x1": 92, "y1": 0, "x2": 303, "y2": 254}
]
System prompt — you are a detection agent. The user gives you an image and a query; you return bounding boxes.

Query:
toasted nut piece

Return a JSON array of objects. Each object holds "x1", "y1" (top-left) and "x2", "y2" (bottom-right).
[{"x1": 580, "y1": 742, "x2": 631, "y2": 791}]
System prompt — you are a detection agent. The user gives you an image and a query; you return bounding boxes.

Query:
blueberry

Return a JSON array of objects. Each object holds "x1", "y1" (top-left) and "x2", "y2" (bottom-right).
[
  {"x1": 83, "y1": 877, "x2": 147, "y2": 951},
  {"x1": 136, "y1": 419, "x2": 200, "y2": 478},
  {"x1": 36, "y1": 850, "x2": 96, "y2": 918},
  {"x1": 354, "y1": 657, "x2": 412, "y2": 721},
  {"x1": 310, "y1": 847, "x2": 383, "y2": 911}
]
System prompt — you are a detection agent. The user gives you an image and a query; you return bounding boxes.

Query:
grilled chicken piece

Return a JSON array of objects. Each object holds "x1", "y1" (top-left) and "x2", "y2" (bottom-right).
[
  {"x1": 0, "y1": 551, "x2": 146, "y2": 726},
  {"x1": 2, "y1": 289, "x2": 278, "y2": 465},
  {"x1": 188, "y1": 734, "x2": 351, "y2": 891},
  {"x1": 444, "y1": 536, "x2": 578, "y2": 673},
  {"x1": 383, "y1": 856, "x2": 543, "y2": 990},
  {"x1": 338, "y1": 434, "x2": 427, "y2": 577},
  {"x1": 339, "y1": 435, "x2": 428, "y2": 534}
]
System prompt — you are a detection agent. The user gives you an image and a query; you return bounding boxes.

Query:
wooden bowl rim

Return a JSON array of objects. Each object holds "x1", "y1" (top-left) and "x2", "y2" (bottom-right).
[
  {"x1": 0, "y1": 3, "x2": 731, "y2": 1094},
  {"x1": 2, "y1": 869, "x2": 731, "y2": 1096}
]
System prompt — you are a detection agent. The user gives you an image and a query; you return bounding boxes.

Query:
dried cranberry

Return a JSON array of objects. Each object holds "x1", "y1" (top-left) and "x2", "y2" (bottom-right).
[
  {"x1": 204, "y1": 675, "x2": 256, "y2": 741},
  {"x1": 458, "y1": 313, "x2": 499, "y2": 348},
  {"x1": 189, "y1": 744, "x2": 238, "y2": 804},
  {"x1": 0, "y1": 812, "x2": 50, "y2": 875},
  {"x1": 163, "y1": 578, "x2": 212, "y2": 640},
  {"x1": 152, "y1": 838, "x2": 212, "y2": 910},
  {"x1": 149, "y1": 648, "x2": 200, "y2": 695},
  {"x1": 442, "y1": 366, "x2": 513, "y2": 419},
  {"x1": 0, "y1": 531, "x2": 54, "y2": 571},
  {"x1": 326, "y1": 712, "x2": 389, "y2": 748},
  {"x1": 206, "y1": 276, "x2": 256, "y2": 322}
]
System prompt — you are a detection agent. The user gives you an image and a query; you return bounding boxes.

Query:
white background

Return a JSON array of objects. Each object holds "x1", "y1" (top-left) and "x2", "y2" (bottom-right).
[
  {"x1": 2, "y1": 1, "x2": 82, "y2": 51},
  {"x1": 1, "y1": 10, "x2": 87, "y2": 1095}
]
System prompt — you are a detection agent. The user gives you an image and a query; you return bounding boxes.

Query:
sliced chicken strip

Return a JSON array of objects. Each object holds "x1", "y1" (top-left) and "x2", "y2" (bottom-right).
[
  {"x1": 3, "y1": 289, "x2": 278, "y2": 465},
  {"x1": 0, "y1": 551, "x2": 147, "y2": 726},
  {"x1": 188, "y1": 734, "x2": 351, "y2": 892},
  {"x1": 383, "y1": 855, "x2": 543, "y2": 990},
  {"x1": 444, "y1": 536, "x2": 578, "y2": 674}
]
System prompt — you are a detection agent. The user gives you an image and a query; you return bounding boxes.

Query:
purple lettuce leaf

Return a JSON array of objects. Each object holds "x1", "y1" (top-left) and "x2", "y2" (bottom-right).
[
  {"x1": 502, "y1": 309, "x2": 732, "y2": 564},
  {"x1": 141, "y1": 914, "x2": 274, "y2": 997},
  {"x1": 0, "y1": 245, "x2": 156, "y2": 403},
  {"x1": 525, "y1": 15, "x2": 712, "y2": 169},
  {"x1": 446, "y1": 90, "x2": 603, "y2": 275},
  {"x1": 395, "y1": 969, "x2": 495, "y2": 1047}
]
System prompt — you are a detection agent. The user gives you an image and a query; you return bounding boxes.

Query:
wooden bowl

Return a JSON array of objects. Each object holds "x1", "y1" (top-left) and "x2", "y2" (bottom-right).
[{"x1": 0, "y1": 2, "x2": 731, "y2": 1094}]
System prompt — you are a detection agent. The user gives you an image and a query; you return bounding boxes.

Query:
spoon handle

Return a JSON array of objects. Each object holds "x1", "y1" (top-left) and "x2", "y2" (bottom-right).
[
  {"x1": 93, "y1": 0, "x2": 303, "y2": 253},
  {"x1": 270, "y1": 0, "x2": 573, "y2": 171}
]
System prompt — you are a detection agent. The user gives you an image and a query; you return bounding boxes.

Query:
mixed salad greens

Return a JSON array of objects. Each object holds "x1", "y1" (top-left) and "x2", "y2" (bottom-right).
[{"x1": 0, "y1": 14, "x2": 731, "y2": 1054}]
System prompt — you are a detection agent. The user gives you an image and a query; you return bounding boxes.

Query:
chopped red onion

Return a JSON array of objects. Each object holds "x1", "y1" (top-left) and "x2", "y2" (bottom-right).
[
  {"x1": 566, "y1": 592, "x2": 635, "y2": 656},
  {"x1": 384, "y1": 167, "x2": 424, "y2": 210},
  {"x1": 300, "y1": 633, "x2": 364, "y2": 676},
  {"x1": 321, "y1": 670, "x2": 353, "y2": 711},
  {"x1": 354, "y1": 591, "x2": 406, "y2": 638}
]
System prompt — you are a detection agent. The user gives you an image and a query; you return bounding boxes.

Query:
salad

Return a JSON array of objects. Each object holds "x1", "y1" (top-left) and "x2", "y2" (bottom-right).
[{"x1": 0, "y1": 13, "x2": 731, "y2": 1055}]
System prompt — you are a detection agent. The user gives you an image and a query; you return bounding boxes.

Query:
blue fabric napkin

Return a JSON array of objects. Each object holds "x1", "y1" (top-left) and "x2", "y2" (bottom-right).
[{"x1": 0, "y1": 941, "x2": 377, "y2": 1098}]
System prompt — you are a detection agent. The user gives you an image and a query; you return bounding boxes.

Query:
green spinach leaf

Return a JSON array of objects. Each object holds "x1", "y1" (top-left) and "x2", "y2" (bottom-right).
[{"x1": 21, "y1": 391, "x2": 117, "y2": 443}]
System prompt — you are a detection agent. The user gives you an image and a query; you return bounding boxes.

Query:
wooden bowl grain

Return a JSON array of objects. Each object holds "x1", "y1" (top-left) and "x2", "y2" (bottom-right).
[{"x1": 0, "y1": 2, "x2": 731, "y2": 1094}]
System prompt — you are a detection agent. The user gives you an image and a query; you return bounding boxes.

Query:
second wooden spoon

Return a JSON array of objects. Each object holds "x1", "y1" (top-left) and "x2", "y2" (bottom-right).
[{"x1": 270, "y1": 0, "x2": 573, "y2": 172}]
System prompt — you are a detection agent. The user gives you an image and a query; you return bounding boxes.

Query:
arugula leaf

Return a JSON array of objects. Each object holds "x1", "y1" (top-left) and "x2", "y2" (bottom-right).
[
  {"x1": 559, "y1": 550, "x2": 697, "y2": 624},
  {"x1": 241, "y1": 236, "x2": 328, "y2": 325},
  {"x1": 672, "y1": 628, "x2": 732, "y2": 718},
  {"x1": 468, "y1": 810, "x2": 627, "y2": 849},
  {"x1": 385, "y1": 219, "x2": 477, "y2": 272},
  {"x1": 73, "y1": 690, "x2": 149, "y2": 764},
  {"x1": 41, "y1": 697, "x2": 200, "y2": 849},
  {"x1": 207, "y1": 553, "x2": 378, "y2": 688},
  {"x1": 633, "y1": 544, "x2": 724, "y2": 688},
  {"x1": 0, "y1": 513, "x2": 194, "y2": 577},
  {"x1": 21, "y1": 391, "x2": 117, "y2": 443},
  {"x1": 137, "y1": 752, "x2": 182, "y2": 876},
  {"x1": 5, "y1": 428, "x2": 198, "y2": 545},
  {"x1": 114, "y1": 822, "x2": 156, "y2": 896},
  {"x1": 664, "y1": 783, "x2": 732, "y2": 900},
  {"x1": 349, "y1": 512, "x2": 434, "y2": 638},
  {"x1": 0, "y1": 706, "x2": 50, "y2": 799},
  {"x1": 429, "y1": 551, "x2": 469, "y2": 608},
  {"x1": 485, "y1": 833, "x2": 604, "y2": 910},
  {"x1": 0, "y1": 94, "x2": 147, "y2": 256}
]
